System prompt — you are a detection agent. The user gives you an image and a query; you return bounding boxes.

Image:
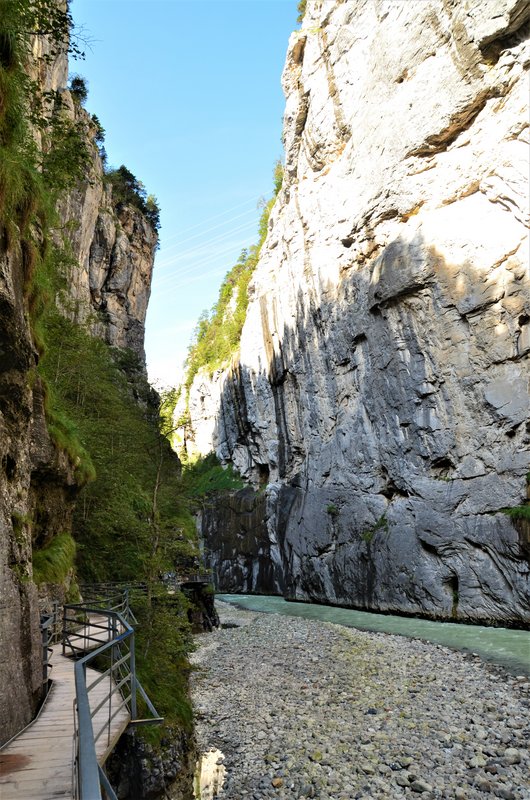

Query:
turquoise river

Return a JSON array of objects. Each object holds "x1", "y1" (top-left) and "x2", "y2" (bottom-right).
[{"x1": 216, "y1": 594, "x2": 530, "y2": 676}]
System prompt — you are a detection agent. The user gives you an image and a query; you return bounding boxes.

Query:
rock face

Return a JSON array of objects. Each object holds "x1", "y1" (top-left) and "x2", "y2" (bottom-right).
[
  {"x1": 0, "y1": 35, "x2": 157, "y2": 744},
  {"x1": 187, "y1": 0, "x2": 530, "y2": 624},
  {"x1": 60, "y1": 162, "x2": 158, "y2": 361},
  {"x1": 201, "y1": 488, "x2": 284, "y2": 594},
  {"x1": 0, "y1": 237, "x2": 46, "y2": 742}
]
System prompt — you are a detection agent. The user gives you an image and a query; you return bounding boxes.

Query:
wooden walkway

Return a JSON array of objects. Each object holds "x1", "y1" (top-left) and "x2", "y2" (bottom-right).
[{"x1": 0, "y1": 619, "x2": 130, "y2": 799}]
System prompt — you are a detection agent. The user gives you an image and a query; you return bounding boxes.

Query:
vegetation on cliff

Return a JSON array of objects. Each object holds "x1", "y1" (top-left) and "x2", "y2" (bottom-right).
[
  {"x1": 38, "y1": 312, "x2": 199, "y2": 732},
  {"x1": 0, "y1": 0, "x2": 201, "y2": 742},
  {"x1": 184, "y1": 159, "x2": 283, "y2": 388},
  {"x1": 40, "y1": 313, "x2": 198, "y2": 580},
  {"x1": 105, "y1": 164, "x2": 161, "y2": 231},
  {"x1": 297, "y1": 0, "x2": 307, "y2": 24},
  {"x1": 0, "y1": 0, "x2": 94, "y2": 487}
]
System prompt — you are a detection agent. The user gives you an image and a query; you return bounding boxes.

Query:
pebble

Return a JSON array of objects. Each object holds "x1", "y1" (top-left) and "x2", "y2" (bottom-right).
[{"x1": 190, "y1": 601, "x2": 530, "y2": 799}]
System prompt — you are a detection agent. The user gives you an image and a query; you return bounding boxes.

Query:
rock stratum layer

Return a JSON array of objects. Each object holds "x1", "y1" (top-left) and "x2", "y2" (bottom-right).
[{"x1": 187, "y1": 0, "x2": 530, "y2": 623}]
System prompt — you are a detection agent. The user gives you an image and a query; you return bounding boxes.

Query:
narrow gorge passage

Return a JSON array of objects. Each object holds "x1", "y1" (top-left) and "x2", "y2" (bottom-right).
[
  {"x1": 1, "y1": 1, "x2": 529, "y2": 798},
  {"x1": 191, "y1": 603, "x2": 530, "y2": 800}
]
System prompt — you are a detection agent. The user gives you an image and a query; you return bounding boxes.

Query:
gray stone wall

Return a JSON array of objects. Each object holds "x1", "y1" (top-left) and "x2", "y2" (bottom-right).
[{"x1": 190, "y1": 0, "x2": 530, "y2": 624}]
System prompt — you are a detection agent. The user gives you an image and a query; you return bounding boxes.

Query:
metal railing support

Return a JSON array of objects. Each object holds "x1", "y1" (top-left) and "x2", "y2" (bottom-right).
[
  {"x1": 40, "y1": 601, "x2": 60, "y2": 686},
  {"x1": 98, "y1": 766, "x2": 118, "y2": 800},
  {"x1": 75, "y1": 662, "x2": 102, "y2": 800},
  {"x1": 61, "y1": 585, "x2": 163, "y2": 800},
  {"x1": 129, "y1": 634, "x2": 137, "y2": 721},
  {"x1": 62, "y1": 605, "x2": 68, "y2": 657}
]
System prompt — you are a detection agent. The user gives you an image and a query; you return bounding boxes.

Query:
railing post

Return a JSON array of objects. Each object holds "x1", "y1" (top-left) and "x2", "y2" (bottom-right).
[
  {"x1": 62, "y1": 605, "x2": 67, "y2": 656},
  {"x1": 129, "y1": 633, "x2": 137, "y2": 720},
  {"x1": 52, "y1": 600, "x2": 59, "y2": 644},
  {"x1": 75, "y1": 662, "x2": 102, "y2": 800},
  {"x1": 108, "y1": 634, "x2": 113, "y2": 748},
  {"x1": 41, "y1": 617, "x2": 49, "y2": 686}
]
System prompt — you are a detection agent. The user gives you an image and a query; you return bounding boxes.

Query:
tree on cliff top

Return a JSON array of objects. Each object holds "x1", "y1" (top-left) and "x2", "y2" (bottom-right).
[
  {"x1": 106, "y1": 164, "x2": 161, "y2": 231},
  {"x1": 297, "y1": 0, "x2": 307, "y2": 24}
]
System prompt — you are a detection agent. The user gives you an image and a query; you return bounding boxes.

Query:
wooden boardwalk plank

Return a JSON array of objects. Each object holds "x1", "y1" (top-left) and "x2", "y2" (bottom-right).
[{"x1": 0, "y1": 618, "x2": 130, "y2": 800}]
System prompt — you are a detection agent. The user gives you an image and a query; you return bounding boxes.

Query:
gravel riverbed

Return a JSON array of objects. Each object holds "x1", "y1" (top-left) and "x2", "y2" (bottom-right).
[{"x1": 190, "y1": 601, "x2": 529, "y2": 800}]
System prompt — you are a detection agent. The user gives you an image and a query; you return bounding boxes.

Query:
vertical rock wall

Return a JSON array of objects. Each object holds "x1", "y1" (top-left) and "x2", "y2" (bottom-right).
[
  {"x1": 59, "y1": 153, "x2": 158, "y2": 362},
  {"x1": 0, "y1": 238, "x2": 43, "y2": 741},
  {"x1": 187, "y1": 0, "x2": 530, "y2": 623},
  {"x1": 0, "y1": 34, "x2": 158, "y2": 744},
  {"x1": 201, "y1": 488, "x2": 284, "y2": 594}
]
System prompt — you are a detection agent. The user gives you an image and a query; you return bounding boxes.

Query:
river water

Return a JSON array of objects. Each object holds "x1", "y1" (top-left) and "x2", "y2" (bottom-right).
[{"x1": 216, "y1": 593, "x2": 530, "y2": 676}]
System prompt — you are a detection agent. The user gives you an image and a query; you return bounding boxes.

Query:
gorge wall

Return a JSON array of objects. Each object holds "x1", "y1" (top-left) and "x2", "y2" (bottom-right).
[
  {"x1": 186, "y1": 0, "x2": 530, "y2": 624},
  {"x1": 0, "y1": 26, "x2": 157, "y2": 743}
]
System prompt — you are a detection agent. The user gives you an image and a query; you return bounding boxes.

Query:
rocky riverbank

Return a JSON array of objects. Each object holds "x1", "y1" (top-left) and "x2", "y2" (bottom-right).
[{"x1": 191, "y1": 601, "x2": 529, "y2": 800}]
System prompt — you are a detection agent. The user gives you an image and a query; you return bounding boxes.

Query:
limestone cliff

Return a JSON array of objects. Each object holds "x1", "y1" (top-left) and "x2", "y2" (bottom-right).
[
  {"x1": 59, "y1": 146, "x2": 158, "y2": 361},
  {"x1": 186, "y1": 0, "x2": 530, "y2": 624},
  {"x1": 0, "y1": 19, "x2": 157, "y2": 744}
]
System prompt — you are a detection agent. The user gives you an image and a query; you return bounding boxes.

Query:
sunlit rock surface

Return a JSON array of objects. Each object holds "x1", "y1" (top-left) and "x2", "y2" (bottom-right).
[
  {"x1": 60, "y1": 173, "x2": 157, "y2": 361},
  {"x1": 187, "y1": 0, "x2": 530, "y2": 623}
]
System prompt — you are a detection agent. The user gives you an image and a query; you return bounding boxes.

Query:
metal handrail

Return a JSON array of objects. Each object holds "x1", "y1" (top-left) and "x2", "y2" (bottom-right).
[
  {"x1": 40, "y1": 601, "x2": 61, "y2": 686},
  {"x1": 177, "y1": 572, "x2": 211, "y2": 584},
  {"x1": 61, "y1": 588, "x2": 162, "y2": 800}
]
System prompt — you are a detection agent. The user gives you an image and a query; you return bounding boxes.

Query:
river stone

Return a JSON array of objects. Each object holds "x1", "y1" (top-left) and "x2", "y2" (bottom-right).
[
  {"x1": 191, "y1": 602, "x2": 530, "y2": 800},
  {"x1": 503, "y1": 749, "x2": 522, "y2": 765}
]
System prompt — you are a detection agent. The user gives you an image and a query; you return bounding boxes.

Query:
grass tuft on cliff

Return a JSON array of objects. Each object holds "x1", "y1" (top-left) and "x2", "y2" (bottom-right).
[
  {"x1": 502, "y1": 504, "x2": 530, "y2": 521},
  {"x1": 32, "y1": 531, "x2": 76, "y2": 585},
  {"x1": 297, "y1": 0, "x2": 307, "y2": 24},
  {"x1": 182, "y1": 452, "x2": 245, "y2": 499}
]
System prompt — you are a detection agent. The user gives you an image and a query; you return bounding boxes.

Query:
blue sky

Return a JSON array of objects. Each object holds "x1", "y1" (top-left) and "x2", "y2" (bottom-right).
[{"x1": 71, "y1": 0, "x2": 298, "y2": 388}]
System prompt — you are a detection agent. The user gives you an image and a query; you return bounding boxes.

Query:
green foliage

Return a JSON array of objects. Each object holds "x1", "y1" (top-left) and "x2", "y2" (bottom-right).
[
  {"x1": 134, "y1": 592, "x2": 194, "y2": 736},
  {"x1": 69, "y1": 74, "x2": 87, "y2": 104},
  {"x1": 361, "y1": 514, "x2": 389, "y2": 543},
  {"x1": 0, "y1": 1, "x2": 90, "y2": 223},
  {"x1": 273, "y1": 158, "x2": 283, "y2": 194},
  {"x1": 145, "y1": 194, "x2": 160, "y2": 231},
  {"x1": 326, "y1": 503, "x2": 339, "y2": 517},
  {"x1": 182, "y1": 452, "x2": 245, "y2": 500},
  {"x1": 502, "y1": 505, "x2": 530, "y2": 521},
  {"x1": 32, "y1": 532, "x2": 76, "y2": 585},
  {"x1": 184, "y1": 161, "x2": 283, "y2": 388},
  {"x1": 105, "y1": 165, "x2": 161, "y2": 231},
  {"x1": 297, "y1": 0, "x2": 307, "y2": 24},
  {"x1": 0, "y1": 0, "x2": 94, "y2": 483},
  {"x1": 0, "y1": 0, "x2": 85, "y2": 64},
  {"x1": 44, "y1": 393, "x2": 96, "y2": 485},
  {"x1": 38, "y1": 311, "x2": 199, "y2": 584},
  {"x1": 91, "y1": 114, "x2": 105, "y2": 144}
]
